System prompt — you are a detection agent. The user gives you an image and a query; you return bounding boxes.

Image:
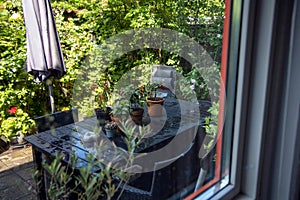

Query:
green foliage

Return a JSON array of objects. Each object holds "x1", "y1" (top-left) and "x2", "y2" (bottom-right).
[
  {"x1": 1, "y1": 2, "x2": 225, "y2": 199},
  {"x1": 176, "y1": 0, "x2": 224, "y2": 62},
  {"x1": 39, "y1": 145, "x2": 134, "y2": 199},
  {"x1": 111, "y1": 98, "x2": 131, "y2": 117},
  {"x1": 0, "y1": 108, "x2": 35, "y2": 141},
  {"x1": 42, "y1": 154, "x2": 76, "y2": 199},
  {"x1": 117, "y1": 118, "x2": 152, "y2": 154},
  {"x1": 174, "y1": 62, "x2": 220, "y2": 102},
  {"x1": 109, "y1": 84, "x2": 135, "y2": 117},
  {"x1": 75, "y1": 157, "x2": 105, "y2": 200},
  {"x1": 203, "y1": 101, "x2": 219, "y2": 150},
  {"x1": 0, "y1": 0, "x2": 224, "y2": 139}
]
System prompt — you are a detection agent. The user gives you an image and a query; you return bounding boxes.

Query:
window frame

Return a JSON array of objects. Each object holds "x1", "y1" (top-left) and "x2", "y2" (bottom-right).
[{"x1": 187, "y1": 0, "x2": 299, "y2": 199}]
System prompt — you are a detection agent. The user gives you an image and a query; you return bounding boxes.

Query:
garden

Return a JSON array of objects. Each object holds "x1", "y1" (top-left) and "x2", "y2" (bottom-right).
[
  {"x1": 0, "y1": 0, "x2": 224, "y2": 198},
  {"x1": 0, "y1": 0, "x2": 223, "y2": 145}
]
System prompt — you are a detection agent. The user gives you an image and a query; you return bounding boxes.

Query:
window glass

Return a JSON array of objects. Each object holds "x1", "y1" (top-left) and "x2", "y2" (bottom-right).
[
  {"x1": 70, "y1": 0, "x2": 232, "y2": 199},
  {"x1": 27, "y1": 0, "x2": 235, "y2": 199}
]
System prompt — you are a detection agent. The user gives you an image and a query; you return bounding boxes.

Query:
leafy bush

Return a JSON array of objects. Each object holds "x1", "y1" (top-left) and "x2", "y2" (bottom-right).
[
  {"x1": 0, "y1": 0, "x2": 224, "y2": 139},
  {"x1": 38, "y1": 119, "x2": 152, "y2": 199},
  {"x1": 0, "y1": 107, "x2": 35, "y2": 141}
]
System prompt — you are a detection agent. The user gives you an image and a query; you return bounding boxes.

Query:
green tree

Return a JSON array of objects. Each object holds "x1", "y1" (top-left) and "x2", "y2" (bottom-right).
[{"x1": 0, "y1": 0, "x2": 224, "y2": 139}]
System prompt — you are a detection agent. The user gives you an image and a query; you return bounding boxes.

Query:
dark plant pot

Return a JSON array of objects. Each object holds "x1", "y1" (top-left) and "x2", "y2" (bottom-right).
[
  {"x1": 95, "y1": 107, "x2": 111, "y2": 126},
  {"x1": 130, "y1": 107, "x2": 144, "y2": 125},
  {"x1": 146, "y1": 97, "x2": 165, "y2": 117},
  {"x1": 104, "y1": 128, "x2": 116, "y2": 139}
]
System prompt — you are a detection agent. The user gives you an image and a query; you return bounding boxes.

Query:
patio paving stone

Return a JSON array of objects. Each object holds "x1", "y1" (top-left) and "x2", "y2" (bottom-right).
[
  {"x1": 0, "y1": 171, "x2": 32, "y2": 199},
  {"x1": 0, "y1": 146, "x2": 36, "y2": 200},
  {"x1": 0, "y1": 160, "x2": 10, "y2": 174}
]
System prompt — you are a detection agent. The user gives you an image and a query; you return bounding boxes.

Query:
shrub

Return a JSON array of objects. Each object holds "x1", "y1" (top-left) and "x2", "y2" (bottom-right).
[
  {"x1": 0, "y1": 0, "x2": 224, "y2": 139},
  {"x1": 0, "y1": 107, "x2": 35, "y2": 141}
]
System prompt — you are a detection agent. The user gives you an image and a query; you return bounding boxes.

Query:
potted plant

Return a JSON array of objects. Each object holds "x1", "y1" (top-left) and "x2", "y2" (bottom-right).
[
  {"x1": 104, "y1": 121, "x2": 118, "y2": 139},
  {"x1": 129, "y1": 90, "x2": 145, "y2": 125},
  {"x1": 110, "y1": 84, "x2": 144, "y2": 124},
  {"x1": 92, "y1": 81, "x2": 112, "y2": 126},
  {"x1": 95, "y1": 107, "x2": 112, "y2": 127},
  {"x1": 143, "y1": 83, "x2": 165, "y2": 117},
  {"x1": 110, "y1": 98, "x2": 130, "y2": 122}
]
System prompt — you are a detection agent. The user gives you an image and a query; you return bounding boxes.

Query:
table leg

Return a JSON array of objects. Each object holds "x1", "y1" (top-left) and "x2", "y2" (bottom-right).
[{"x1": 32, "y1": 147, "x2": 47, "y2": 200}]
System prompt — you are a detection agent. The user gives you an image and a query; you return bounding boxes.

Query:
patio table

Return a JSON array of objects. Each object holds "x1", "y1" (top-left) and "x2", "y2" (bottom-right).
[{"x1": 25, "y1": 91, "x2": 210, "y2": 199}]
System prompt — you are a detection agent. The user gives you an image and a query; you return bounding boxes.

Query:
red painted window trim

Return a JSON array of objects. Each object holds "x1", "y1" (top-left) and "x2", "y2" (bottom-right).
[{"x1": 185, "y1": 0, "x2": 231, "y2": 198}]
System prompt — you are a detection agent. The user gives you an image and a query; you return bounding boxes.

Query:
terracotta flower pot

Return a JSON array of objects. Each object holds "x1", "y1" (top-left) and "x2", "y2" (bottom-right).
[{"x1": 146, "y1": 97, "x2": 165, "y2": 117}]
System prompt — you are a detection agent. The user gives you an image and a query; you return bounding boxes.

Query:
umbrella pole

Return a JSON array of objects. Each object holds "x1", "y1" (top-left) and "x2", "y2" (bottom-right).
[{"x1": 47, "y1": 79, "x2": 55, "y2": 113}]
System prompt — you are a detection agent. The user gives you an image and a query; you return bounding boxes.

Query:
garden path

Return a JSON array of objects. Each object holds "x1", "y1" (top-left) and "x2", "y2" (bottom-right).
[{"x1": 0, "y1": 146, "x2": 36, "y2": 200}]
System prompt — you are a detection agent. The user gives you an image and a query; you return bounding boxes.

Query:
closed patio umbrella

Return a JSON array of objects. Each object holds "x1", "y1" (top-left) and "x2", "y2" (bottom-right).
[{"x1": 22, "y1": 0, "x2": 66, "y2": 113}]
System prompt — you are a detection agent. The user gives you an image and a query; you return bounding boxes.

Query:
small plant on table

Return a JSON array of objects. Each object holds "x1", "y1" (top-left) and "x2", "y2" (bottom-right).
[{"x1": 104, "y1": 121, "x2": 118, "y2": 139}]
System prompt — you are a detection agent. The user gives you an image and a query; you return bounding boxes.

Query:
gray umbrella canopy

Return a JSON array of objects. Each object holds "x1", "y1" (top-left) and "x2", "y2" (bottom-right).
[{"x1": 22, "y1": 0, "x2": 66, "y2": 113}]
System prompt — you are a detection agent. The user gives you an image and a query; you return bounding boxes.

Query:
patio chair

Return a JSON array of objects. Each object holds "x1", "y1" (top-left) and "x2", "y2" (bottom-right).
[
  {"x1": 34, "y1": 108, "x2": 78, "y2": 132},
  {"x1": 30, "y1": 108, "x2": 78, "y2": 199},
  {"x1": 194, "y1": 138, "x2": 216, "y2": 192},
  {"x1": 119, "y1": 142, "x2": 195, "y2": 200},
  {"x1": 150, "y1": 65, "x2": 177, "y2": 93}
]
